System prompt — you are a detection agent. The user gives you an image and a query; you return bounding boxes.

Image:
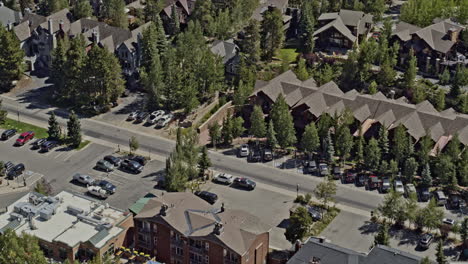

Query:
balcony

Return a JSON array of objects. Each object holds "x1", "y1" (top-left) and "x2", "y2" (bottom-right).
[
  {"x1": 170, "y1": 237, "x2": 184, "y2": 246},
  {"x1": 189, "y1": 245, "x2": 206, "y2": 254}
]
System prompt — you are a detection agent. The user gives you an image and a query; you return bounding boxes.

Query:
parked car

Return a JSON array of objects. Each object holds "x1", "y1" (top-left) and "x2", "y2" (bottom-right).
[
  {"x1": 434, "y1": 190, "x2": 447, "y2": 206},
  {"x1": 418, "y1": 187, "x2": 431, "y2": 202},
  {"x1": 103, "y1": 155, "x2": 121, "y2": 167},
  {"x1": 380, "y1": 178, "x2": 391, "y2": 193},
  {"x1": 31, "y1": 138, "x2": 47, "y2": 149},
  {"x1": 195, "y1": 191, "x2": 218, "y2": 204},
  {"x1": 442, "y1": 218, "x2": 456, "y2": 226},
  {"x1": 131, "y1": 155, "x2": 148, "y2": 166},
  {"x1": 95, "y1": 160, "x2": 114, "y2": 172},
  {"x1": 248, "y1": 148, "x2": 262, "y2": 162},
  {"x1": 262, "y1": 148, "x2": 273, "y2": 162},
  {"x1": 356, "y1": 174, "x2": 368, "y2": 187},
  {"x1": 419, "y1": 233, "x2": 433, "y2": 249},
  {"x1": 405, "y1": 183, "x2": 417, "y2": 198},
  {"x1": 367, "y1": 175, "x2": 381, "y2": 190},
  {"x1": 94, "y1": 180, "x2": 117, "y2": 194},
  {"x1": 3, "y1": 161, "x2": 14, "y2": 174},
  {"x1": 319, "y1": 163, "x2": 329, "y2": 176},
  {"x1": 146, "y1": 110, "x2": 165, "y2": 125},
  {"x1": 15, "y1": 131, "x2": 35, "y2": 146},
  {"x1": 333, "y1": 166, "x2": 344, "y2": 180},
  {"x1": 121, "y1": 159, "x2": 143, "y2": 173},
  {"x1": 394, "y1": 180, "x2": 405, "y2": 194},
  {"x1": 156, "y1": 113, "x2": 173, "y2": 128},
  {"x1": 1, "y1": 129, "x2": 17, "y2": 140},
  {"x1": 73, "y1": 173, "x2": 95, "y2": 185},
  {"x1": 135, "y1": 112, "x2": 149, "y2": 123},
  {"x1": 8, "y1": 163, "x2": 25, "y2": 179},
  {"x1": 303, "y1": 160, "x2": 317, "y2": 174},
  {"x1": 342, "y1": 169, "x2": 357, "y2": 184},
  {"x1": 87, "y1": 185, "x2": 109, "y2": 199},
  {"x1": 127, "y1": 111, "x2": 140, "y2": 121},
  {"x1": 214, "y1": 173, "x2": 233, "y2": 184},
  {"x1": 307, "y1": 206, "x2": 322, "y2": 221},
  {"x1": 238, "y1": 144, "x2": 249, "y2": 157},
  {"x1": 233, "y1": 177, "x2": 256, "y2": 190},
  {"x1": 448, "y1": 194, "x2": 462, "y2": 209},
  {"x1": 40, "y1": 141, "x2": 59, "y2": 152}
]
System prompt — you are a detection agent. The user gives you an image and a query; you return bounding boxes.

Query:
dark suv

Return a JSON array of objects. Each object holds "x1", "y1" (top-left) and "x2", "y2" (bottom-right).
[
  {"x1": 195, "y1": 191, "x2": 218, "y2": 204},
  {"x1": 104, "y1": 155, "x2": 122, "y2": 167},
  {"x1": 233, "y1": 177, "x2": 256, "y2": 190},
  {"x1": 8, "y1": 163, "x2": 25, "y2": 179},
  {"x1": 40, "y1": 141, "x2": 58, "y2": 152},
  {"x1": 121, "y1": 159, "x2": 143, "y2": 173},
  {"x1": 1, "y1": 129, "x2": 17, "y2": 140},
  {"x1": 248, "y1": 148, "x2": 262, "y2": 162},
  {"x1": 418, "y1": 187, "x2": 431, "y2": 202}
]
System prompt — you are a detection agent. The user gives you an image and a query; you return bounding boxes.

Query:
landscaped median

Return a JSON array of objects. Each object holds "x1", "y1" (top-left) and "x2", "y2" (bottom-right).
[{"x1": 0, "y1": 118, "x2": 48, "y2": 138}]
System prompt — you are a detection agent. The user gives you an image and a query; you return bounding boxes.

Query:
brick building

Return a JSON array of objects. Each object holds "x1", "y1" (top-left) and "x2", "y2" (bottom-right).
[
  {"x1": 0, "y1": 191, "x2": 133, "y2": 263},
  {"x1": 133, "y1": 192, "x2": 271, "y2": 264}
]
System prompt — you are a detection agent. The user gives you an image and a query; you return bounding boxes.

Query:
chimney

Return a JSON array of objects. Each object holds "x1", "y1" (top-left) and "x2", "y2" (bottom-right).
[
  {"x1": 48, "y1": 18, "x2": 53, "y2": 34},
  {"x1": 92, "y1": 29, "x2": 100, "y2": 43},
  {"x1": 389, "y1": 89, "x2": 395, "y2": 99},
  {"x1": 294, "y1": 239, "x2": 302, "y2": 252},
  {"x1": 213, "y1": 223, "x2": 223, "y2": 235},
  {"x1": 59, "y1": 19, "x2": 64, "y2": 31},
  {"x1": 0, "y1": 1, "x2": 4, "y2": 6},
  {"x1": 448, "y1": 28, "x2": 458, "y2": 42},
  {"x1": 159, "y1": 204, "x2": 168, "y2": 216},
  {"x1": 220, "y1": 202, "x2": 224, "y2": 213},
  {"x1": 309, "y1": 257, "x2": 321, "y2": 264},
  {"x1": 318, "y1": 237, "x2": 325, "y2": 243},
  {"x1": 7, "y1": 20, "x2": 12, "y2": 31}
]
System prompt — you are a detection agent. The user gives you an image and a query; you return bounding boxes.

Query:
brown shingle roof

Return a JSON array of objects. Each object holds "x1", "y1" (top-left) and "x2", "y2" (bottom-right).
[{"x1": 14, "y1": 9, "x2": 72, "y2": 41}]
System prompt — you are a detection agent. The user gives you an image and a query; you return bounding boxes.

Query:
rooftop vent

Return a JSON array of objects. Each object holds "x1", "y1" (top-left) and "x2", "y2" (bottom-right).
[
  {"x1": 67, "y1": 205, "x2": 84, "y2": 216},
  {"x1": 213, "y1": 223, "x2": 223, "y2": 235},
  {"x1": 160, "y1": 204, "x2": 169, "y2": 216}
]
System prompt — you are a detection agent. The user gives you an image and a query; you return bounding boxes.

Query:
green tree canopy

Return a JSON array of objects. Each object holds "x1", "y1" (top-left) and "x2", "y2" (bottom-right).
[
  {"x1": 48, "y1": 112, "x2": 61, "y2": 140},
  {"x1": 0, "y1": 25, "x2": 25, "y2": 92},
  {"x1": 250, "y1": 105, "x2": 266, "y2": 138},
  {"x1": 374, "y1": 221, "x2": 390, "y2": 246},
  {"x1": 0, "y1": 229, "x2": 48, "y2": 264},
  {"x1": 260, "y1": 7, "x2": 284, "y2": 61},
  {"x1": 103, "y1": 0, "x2": 128, "y2": 28},
  {"x1": 67, "y1": 110, "x2": 82, "y2": 148},
  {"x1": 365, "y1": 138, "x2": 381, "y2": 171},
  {"x1": 301, "y1": 122, "x2": 319, "y2": 156},
  {"x1": 285, "y1": 206, "x2": 313, "y2": 243},
  {"x1": 73, "y1": 0, "x2": 92, "y2": 19},
  {"x1": 270, "y1": 94, "x2": 297, "y2": 148}
]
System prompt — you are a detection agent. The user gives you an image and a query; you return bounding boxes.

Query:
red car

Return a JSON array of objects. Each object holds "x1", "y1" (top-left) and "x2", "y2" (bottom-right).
[
  {"x1": 15, "y1": 131, "x2": 35, "y2": 146},
  {"x1": 367, "y1": 175, "x2": 382, "y2": 190}
]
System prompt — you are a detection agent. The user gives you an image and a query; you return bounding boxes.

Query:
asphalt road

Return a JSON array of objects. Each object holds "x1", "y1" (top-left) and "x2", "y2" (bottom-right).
[{"x1": 1, "y1": 95, "x2": 384, "y2": 213}]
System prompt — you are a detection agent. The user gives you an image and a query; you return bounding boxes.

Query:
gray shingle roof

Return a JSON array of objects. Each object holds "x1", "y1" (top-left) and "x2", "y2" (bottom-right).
[
  {"x1": 210, "y1": 39, "x2": 239, "y2": 64},
  {"x1": 362, "y1": 245, "x2": 422, "y2": 264},
  {"x1": 14, "y1": 9, "x2": 72, "y2": 42},
  {"x1": 314, "y1": 17, "x2": 357, "y2": 42},
  {"x1": 315, "y1": 9, "x2": 372, "y2": 41},
  {"x1": 0, "y1": 5, "x2": 22, "y2": 27}
]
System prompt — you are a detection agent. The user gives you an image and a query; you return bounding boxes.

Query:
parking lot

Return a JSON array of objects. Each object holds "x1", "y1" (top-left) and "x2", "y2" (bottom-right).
[{"x1": 0, "y1": 129, "x2": 165, "y2": 209}]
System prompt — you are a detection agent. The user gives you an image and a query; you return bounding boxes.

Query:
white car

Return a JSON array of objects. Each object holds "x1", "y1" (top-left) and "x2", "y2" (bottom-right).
[
  {"x1": 146, "y1": 110, "x2": 165, "y2": 125},
  {"x1": 73, "y1": 173, "x2": 95, "y2": 185},
  {"x1": 127, "y1": 111, "x2": 139, "y2": 121},
  {"x1": 394, "y1": 180, "x2": 405, "y2": 194},
  {"x1": 239, "y1": 144, "x2": 249, "y2": 157},
  {"x1": 156, "y1": 113, "x2": 173, "y2": 128},
  {"x1": 87, "y1": 185, "x2": 109, "y2": 199},
  {"x1": 214, "y1": 173, "x2": 233, "y2": 184},
  {"x1": 442, "y1": 218, "x2": 456, "y2": 226}
]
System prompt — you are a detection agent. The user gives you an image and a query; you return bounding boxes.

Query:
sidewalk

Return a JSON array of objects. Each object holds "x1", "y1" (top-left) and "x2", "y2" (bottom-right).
[{"x1": 0, "y1": 171, "x2": 43, "y2": 195}]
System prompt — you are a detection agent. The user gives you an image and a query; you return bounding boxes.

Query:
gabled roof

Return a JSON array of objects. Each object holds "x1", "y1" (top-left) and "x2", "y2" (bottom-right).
[
  {"x1": 392, "y1": 22, "x2": 422, "y2": 41},
  {"x1": 314, "y1": 16, "x2": 357, "y2": 42},
  {"x1": 363, "y1": 245, "x2": 422, "y2": 264},
  {"x1": 210, "y1": 39, "x2": 239, "y2": 64},
  {"x1": 14, "y1": 9, "x2": 72, "y2": 41}
]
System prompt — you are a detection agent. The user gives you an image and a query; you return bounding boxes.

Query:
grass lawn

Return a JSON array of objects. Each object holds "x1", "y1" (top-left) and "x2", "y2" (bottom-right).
[
  {"x1": 0, "y1": 118, "x2": 48, "y2": 138},
  {"x1": 278, "y1": 48, "x2": 299, "y2": 64},
  {"x1": 76, "y1": 140, "x2": 91, "y2": 150}
]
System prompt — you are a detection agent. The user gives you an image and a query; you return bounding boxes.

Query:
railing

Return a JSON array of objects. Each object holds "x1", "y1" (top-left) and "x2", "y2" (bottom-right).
[
  {"x1": 170, "y1": 237, "x2": 184, "y2": 246},
  {"x1": 189, "y1": 245, "x2": 206, "y2": 254}
]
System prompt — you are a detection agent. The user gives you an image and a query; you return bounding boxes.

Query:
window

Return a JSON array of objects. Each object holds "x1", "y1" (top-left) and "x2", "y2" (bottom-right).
[
  {"x1": 205, "y1": 255, "x2": 209, "y2": 263},
  {"x1": 205, "y1": 242, "x2": 209, "y2": 251},
  {"x1": 176, "y1": 247, "x2": 183, "y2": 256},
  {"x1": 189, "y1": 252, "x2": 203, "y2": 262},
  {"x1": 59, "y1": 248, "x2": 67, "y2": 260},
  {"x1": 143, "y1": 221, "x2": 151, "y2": 231}
]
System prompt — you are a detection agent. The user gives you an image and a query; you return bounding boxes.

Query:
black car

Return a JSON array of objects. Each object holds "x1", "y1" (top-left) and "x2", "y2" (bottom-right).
[
  {"x1": 31, "y1": 138, "x2": 47, "y2": 149},
  {"x1": 135, "y1": 112, "x2": 149, "y2": 123},
  {"x1": 448, "y1": 194, "x2": 462, "y2": 209},
  {"x1": 1, "y1": 129, "x2": 17, "y2": 140},
  {"x1": 248, "y1": 149, "x2": 262, "y2": 162},
  {"x1": 233, "y1": 177, "x2": 256, "y2": 190},
  {"x1": 40, "y1": 141, "x2": 58, "y2": 152},
  {"x1": 95, "y1": 180, "x2": 117, "y2": 194},
  {"x1": 418, "y1": 187, "x2": 431, "y2": 202},
  {"x1": 262, "y1": 148, "x2": 273, "y2": 162},
  {"x1": 8, "y1": 163, "x2": 25, "y2": 179},
  {"x1": 104, "y1": 155, "x2": 122, "y2": 167},
  {"x1": 355, "y1": 174, "x2": 368, "y2": 187},
  {"x1": 121, "y1": 159, "x2": 143, "y2": 173},
  {"x1": 307, "y1": 206, "x2": 322, "y2": 221},
  {"x1": 131, "y1": 155, "x2": 148, "y2": 166},
  {"x1": 195, "y1": 191, "x2": 218, "y2": 204}
]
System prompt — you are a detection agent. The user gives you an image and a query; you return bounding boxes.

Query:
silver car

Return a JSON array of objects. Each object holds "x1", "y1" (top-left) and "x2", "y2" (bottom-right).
[
  {"x1": 214, "y1": 173, "x2": 233, "y2": 184},
  {"x1": 73, "y1": 173, "x2": 95, "y2": 185},
  {"x1": 394, "y1": 180, "x2": 405, "y2": 194},
  {"x1": 156, "y1": 113, "x2": 173, "y2": 128},
  {"x1": 146, "y1": 110, "x2": 165, "y2": 125}
]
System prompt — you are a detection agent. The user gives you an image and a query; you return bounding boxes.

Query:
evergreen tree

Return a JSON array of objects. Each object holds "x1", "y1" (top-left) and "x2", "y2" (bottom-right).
[
  {"x1": 45, "y1": 0, "x2": 68, "y2": 15},
  {"x1": 260, "y1": 7, "x2": 284, "y2": 61},
  {"x1": 233, "y1": 80, "x2": 253, "y2": 106},
  {"x1": 379, "y1": 160, "x2": 389, "y2": 175},
  {"x1": 301, "y1": 122, "x2": 319, "y2": 156},
  {"x1": 458, "y1": 93, "x2": 468, "y2": 114},
  {"x1": 368, "y1": 81, "x2": 378, "y2": 95},
  {"x1": 451, "y1": 63, "x2": 468, "y2": 98},
  {"x1": 365, "y1": 138, "x2": 381, "y2": 171},
  {"x1": 270, "y1": 94, "x2": 297, "y2": 148},
  {"x1": 239, "y1": 20, "x2": 261, "y2": 66},
  {"x1": 0, "y1": 26, "x2": 25, "y2": 92},
  {"x1": 198, "y1": 146, "x2": 211, "y2": 177},
  {"x1": 50, "y1": 36, "x2": 69, "y2": 100},
  {"x1": 103, "y1": 0, "x2": 127, "y2": 28},
  {"x1": 63, "y1": 35, "x2": 86, "y2": 104},
  {"x1": 420, "y1": 257, "x2": 431, "y2": 264},
  {"x1": 421, "y1": 163, "x2": 433, "y2": 187},
  {"x1": 169, "y1": 5, "x2": 180, "y2": 35},
  {"x1": 144, "y1": 0, "x2": 163, "y2": 22},
  {"x1": 323, "y1": 130, "x2": 335, "y2": 163},
  {"x1": 191, "y1": 0, "x2": 214, "y2": 35},
  {"x1": 439, "y1": 68, "x2": 451, "y2": 85},
  {"x1": 378, "y1": 124, "x2": 389, "y2": 157},
  {"x1": 407, "y1": 136, "x2": 414, "y2": 157},
  {"x1": 73, "y1": 0, "x2": 92, "y2": 19},
  {"x1": 374, "y1": 221, "x2": 390, "y2": 246},
  {"x1": 266, "y1": 119, "x2": 278, "y2": 148},
  {"x1": 48, "y1": 112, "x2": 61, "y2": 140},
  {"x1": 129, "y1": 136, "x2": 139, "y2": 154},
  {"x1": 378, "y1": 58, "x2": 397, "y2": 87},
  {"x1": 285, "y1": 206, "x2": 313, "y2": 243},
  {"x1": 67, "y1": 110, "x2": 82, "y2": 148},
  {"x1": 250, "y1": 105, "x2": 266, "y2": 138},
  {"x1": 389, "y1": 159, "x2": 399, "y2": 179},
  {"x1": 392, "y1": 125, "x2": 408, "y2": 165},
  {"x1": 434, "y1": 89, "x2": 446, "y2": 111},
  {"x1": 435, "y1": 239, "x2": 447, "y2": 264},
  {"x1": 221, "y1": 117, "x2": 233, "y2": 145},
  {"x1": 403, "y1": 49, "x2": 417, "y2": 93},
  {"x1": 295, "y1": 58, "x2": 309, "y2": 81},
  {"x1": 355, "y1": 127, "x2": 365, "y2": 164},
  {"x1": 434, "y1": 155, "x2": 456, "y2": 185},
  {"x1": 231, "y1": 116, "x2": 245, "y2": 139},
  {"x1": 417, "y1": 134, "x2": 433, "y2": 166},
  {"x1": 335, "y1": 125, "x2": 353, "y2": 161},
  {"x1": 445, "y1": 134, "x2": 461, "y2": 160},
  {"x1": 461, "y1": 218, "x2": 468, "y2": 243},
  {"x1": 0, "y1": 229, "x2": 48, "y2": 264},
  {"x1": 141, "y1": 23, "x2": 164, "y2": 109},
  {"x1": 298, "y1": 0, "x2": 315, "y2": 53},
  {"x1": 209, "y1": 122, "x2": 221, "y2": 148},
  {"x1": 403, "y1": 157, "x2": 417, "y2": 183}
]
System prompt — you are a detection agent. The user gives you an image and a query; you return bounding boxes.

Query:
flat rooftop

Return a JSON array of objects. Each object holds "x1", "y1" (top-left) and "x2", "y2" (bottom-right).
[{"x1": 0, "y1": 191, "x2": 128, "y2": 248}]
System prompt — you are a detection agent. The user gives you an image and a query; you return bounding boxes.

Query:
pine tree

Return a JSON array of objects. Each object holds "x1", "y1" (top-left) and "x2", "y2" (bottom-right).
[
  {"x1": 260, "y1": 7, "x2": 284, "y2": 61},
  {"x1": 233, "y1": 80, "x2": 253, "y2": 106},
  {"x1": 368, "y1": 81, "x2": 378, "y2": 95},
  {"x1": 266, "y1": 120, "x2": 278, "y2": 149},
  {"x1": 141, "y1": 23, "x2": 164, "y2": 110},
  {"x1": 209, "y1": 122, "x2": 221, "y2": 148},
  {"x1": 445, "y1": 134, "x2": 461, "y2": 160},
  {"x1": 439, "y1": 68, "x2": 450, "y2": 85},
  {"x1": 169, "y1": 5, "x2": 180, "y2": 35},
  {"x1": 144, "y1": 0, "x2": 163, "y2": 23},
  {"x1": 231, "y1": 116, "x2": 245, "y2": 139},
  {"x1": 335, "y1": 125, "x2": 353, "y2": 161},
  {"x1": 50, "y1": 36, "x2": 69, "y2": 100},
  {"x1": 295, "y1": 58, "x2": 309, "y2": 81},
  {"x1": 323, "y1": 130, "x2": 335, "y2": 163},
  {"x1": 191, "y1": 0, "x2": 214, "y2": 35},
  {"x1": 435, "y1": 239, "x2": 447, "y2": 264},
  {"x1": 270, "y1": 94, "x2": 297, "y2": 149},
  {"x1": 240, "y1": 20, "x2": 261, "y2": 66},
  {"x1": 434, "y1": 155, "x2": 456, "y2": 185},
  {"x1": 403, "y1": 49, "x2": 417, "y2": 93},
  {"x1": 64, "y1": 35, "x2": 86, "y2": 104},
  {"x1": 298, "y1": 0, "x2": 315, "y2": 53},
  {"x1": 73, "y1": 0, "x2": 92, "y2": 19},
  {"x1": 250, "y1": 105, "x2": 266, "y2": 138},
  {"x1": 103, "y1": 0, "x2": 127, "y2": 28},
  {"x1": 378, "y1": 124, "x2": 389, "y2": 157},
  {"x1": 434, "y1": 89, "x2": 446, "y2": 111},
  {"x1": 355, "y1": 127, "x2": 365, "y2": 164},
  {"x1": 48, "y1": 112, "x2": 61, "y2": 140},
  {"x1": 221, "y1": 117, "x2": 233, "y2": 145},
  {"x1": 301, "y1": 122, "x2": 319, "y2": 156},
  {"x1": 45, "y1": 0, "x2": 68, "y2": 15},
  {"x1": 198, "y1": 146, "x2": 211, "y2": 177},
  {"x1": 421, "y1": 163, "x2": 432, "y2": 187},
  {"x1": 403, "y1": 157, "x2": 417, "y2": 183},
  {"x1": 365, "y1": 137, "x2": 381, "y2": 171},
  {"x1": 392, "y1": 125, "x2": 408, "y2": 165},
  {"x1": 0, "y1": 26, "x2": 25, "y2": 92},
  {"x1": 417, "y1": 134, "x2": 433, "y2": 166},
  {"x1": 67, "y1": 110, "x2": 82, "y2": 148},
  {"x1": 450, "y1": 64, "x2": 468, "y2": 98}
]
